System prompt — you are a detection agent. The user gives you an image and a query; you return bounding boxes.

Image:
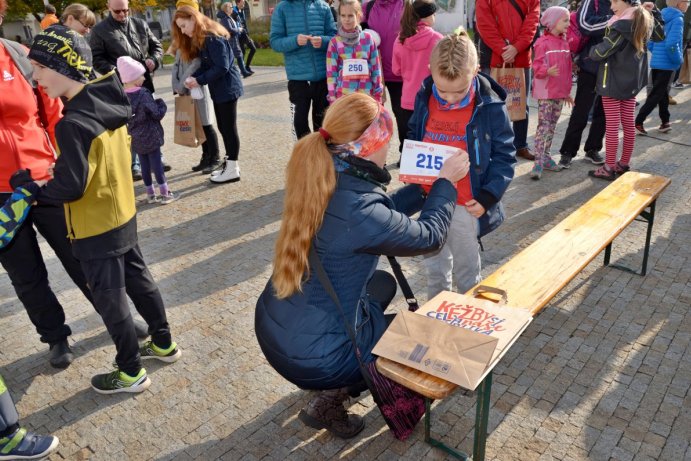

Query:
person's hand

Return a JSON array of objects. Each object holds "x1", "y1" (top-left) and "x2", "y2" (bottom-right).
[
  {"x1": 565, "y1": 96, "x2": 575, "y2": 107},
  {"x1": 145, "y1": 58, "x2": 155, "y2": 72},
  {"x1": 547, "y1": 64, "x2": 559, "y2": 77},
  {"x1": 297, "y1": 34, "x2": 311, "y2": 46},
  {"x1": 642, "y1": 2, "x2": 654, "y2": 11},
  {"x1": 184, "y1": 77, "x2": 199, "y2": 89},
  {"x1": 438, "y1": 150, "x2": 470, "y2": 183},
  {"x1": 464, "y1": 199, "x2": 485, "y2": 218},
  {"x1": 310, "y1": 36, "x2": 322, "y2": 48},
  {"x1": 501, "y1": 44, "x2": 518, "y2": 63}
]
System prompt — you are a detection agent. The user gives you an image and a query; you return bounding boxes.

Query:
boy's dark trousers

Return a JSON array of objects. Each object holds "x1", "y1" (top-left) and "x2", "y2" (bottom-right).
[
  {"x1": 636, "y1": 69, "x2": 674, "y2": 126},
  {"x1": 559, "y1": 71, "x2": 606, "y2": 158},
  {"x1": 80, "y1": 243, "x2": 171, "y2": 377},
  {"x1": 239, "y1": 34, "x2": 256, "y2": 69},
  {"x1": 0, "y1": 202, "x2": 94, "y2": 345},
  {"x1": 288, "y1": 79, "x2": 329, "y2": 139}
]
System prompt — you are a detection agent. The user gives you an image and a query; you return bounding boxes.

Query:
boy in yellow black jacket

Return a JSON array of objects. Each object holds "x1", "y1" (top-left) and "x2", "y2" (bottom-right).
[{"x1": 25, "y1": 26, "x2": 182, "y2": 394}]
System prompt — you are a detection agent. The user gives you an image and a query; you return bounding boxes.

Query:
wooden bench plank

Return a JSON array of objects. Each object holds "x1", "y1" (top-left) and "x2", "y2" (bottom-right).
[{"x1": 377, "y1": 172, "x2": 670, "y2": 400}]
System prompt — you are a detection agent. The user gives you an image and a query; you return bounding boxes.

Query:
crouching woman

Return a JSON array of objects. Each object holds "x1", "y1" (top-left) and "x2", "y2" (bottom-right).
[{"x1": 255, "y1": 93, "x2": 469, "y2": 439}]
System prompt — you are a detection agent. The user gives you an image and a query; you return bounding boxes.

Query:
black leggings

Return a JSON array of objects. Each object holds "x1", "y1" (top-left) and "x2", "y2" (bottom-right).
[{"x1": 213, "y1": 99, "x2": 240, "y2": 161}]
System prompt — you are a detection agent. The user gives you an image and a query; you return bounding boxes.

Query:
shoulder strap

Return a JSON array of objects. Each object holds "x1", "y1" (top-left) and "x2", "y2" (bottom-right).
[
  {"x1": 1, "y1": 38, "x2": 35, "y2": 87},
  {"x1": 386, "y1": 256, "x2": 419, "y2": 312},
  {"x1": 506, "y1": 0, "x2": 526, "y2": 20}
]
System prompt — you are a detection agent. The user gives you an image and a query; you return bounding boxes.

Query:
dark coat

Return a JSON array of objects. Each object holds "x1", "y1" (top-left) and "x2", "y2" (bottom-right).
[
  {"x1": 217, "y1": 10, "x2": 243, "y2": 57},
  {"x1": 255, "y1": 174, "x2": 457, "y2": 390},
  {"x1": 408, "y1": 73, "x2": 516, "y2": 238},
  {"x1": 193, "y1": 34, "x2": 244, "y2": 103},
  {"x1": 89, "y1": 15, "x2": 163, "y2": 93},
  {"x1": 125, "y1": 87, "x2": 166, "y2": 154}
]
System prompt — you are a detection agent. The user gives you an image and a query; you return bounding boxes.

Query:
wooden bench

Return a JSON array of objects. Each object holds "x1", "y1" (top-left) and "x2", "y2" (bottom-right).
[{"x1": 377, "y1": 172, "x2": 671, "y2": 460}]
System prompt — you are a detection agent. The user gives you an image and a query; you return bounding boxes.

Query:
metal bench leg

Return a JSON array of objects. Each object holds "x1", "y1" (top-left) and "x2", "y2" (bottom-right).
[
  {"x1": 424, "y1": 397, "x2": 469, "y2": 460},
  {"x1": 473, "y1": 372, "x2": 492, "y2": 461},
  {"x1": 603, "y1": 200, "x2": 657, "y2": 276}
]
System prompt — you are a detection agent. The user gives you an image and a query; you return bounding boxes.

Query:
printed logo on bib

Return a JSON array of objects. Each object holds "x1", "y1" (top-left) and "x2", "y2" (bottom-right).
[
  {"x1": 342, "y1": 58, "x2": 368, "y2": 80},
  {"x1": 2, "y1": 70, "x2": 14, "y2": 81}
]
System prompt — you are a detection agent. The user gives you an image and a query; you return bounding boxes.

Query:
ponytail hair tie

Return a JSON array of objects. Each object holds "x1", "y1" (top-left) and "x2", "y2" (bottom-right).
[{"x1": 319, "y1": 127, "x2": 330, "y2": 141}]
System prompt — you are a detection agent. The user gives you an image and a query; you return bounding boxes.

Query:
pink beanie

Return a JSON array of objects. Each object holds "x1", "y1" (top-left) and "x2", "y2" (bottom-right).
[
  {"x1": 116, "y1": 56, "x2": 146, "y2": 84},
  {"x1": 540, "y1": 6, "x2": 569, "y2": 32}
]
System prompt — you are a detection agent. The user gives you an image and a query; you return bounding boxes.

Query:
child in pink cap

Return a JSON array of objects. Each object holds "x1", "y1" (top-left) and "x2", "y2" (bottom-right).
[
  {"x1": 117, "y1": 56, "x2": 180, "y2": 203},
  {"x1": 530, "y1": 6, "x2": 573, "y2": 180}
]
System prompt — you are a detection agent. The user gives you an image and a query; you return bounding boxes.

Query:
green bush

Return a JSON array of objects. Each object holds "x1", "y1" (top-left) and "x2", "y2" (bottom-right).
[{"x1": 249, "y1": 18, "x2": 272, "y2": 48}]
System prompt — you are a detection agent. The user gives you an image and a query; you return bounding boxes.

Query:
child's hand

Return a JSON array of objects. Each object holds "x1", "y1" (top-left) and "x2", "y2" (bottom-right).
[
  {"x1": 297, "y1": 34, "x2": 311, "y2": 46},
  {"x1": 464, "y1": 199, "x2": 485, "y2": 218},
  {"x1": 47, "y1": 162, "x2": 55, "y2": 178},
  {"x1": 547, "y1": 65, "x2": 559, "y2": 77},
  {"x1": 310, "y1": 36, "x2": 322, "y2": 48},
  {"x1": 565, "y1": 96, "x2": 574, "y2": 107}
]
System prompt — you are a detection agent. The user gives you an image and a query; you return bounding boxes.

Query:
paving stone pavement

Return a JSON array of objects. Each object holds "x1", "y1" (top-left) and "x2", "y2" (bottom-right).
[{"x1": 1, "y1": 67, "x2": 689, "y2": 461}]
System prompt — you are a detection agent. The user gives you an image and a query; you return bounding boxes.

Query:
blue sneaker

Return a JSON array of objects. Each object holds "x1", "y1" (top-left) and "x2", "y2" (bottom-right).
[{"x1": 0, "y1": 428, "x2": 59, "y2": 460}]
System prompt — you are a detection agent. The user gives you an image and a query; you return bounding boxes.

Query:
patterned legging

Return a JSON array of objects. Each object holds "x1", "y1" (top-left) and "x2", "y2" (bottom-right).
[
  {"x1": 534, "y1": 99, "x2": 565, "y2": 164},
  {"x1": 602, "y1": 96, "x2": 636, "y2": 168}
]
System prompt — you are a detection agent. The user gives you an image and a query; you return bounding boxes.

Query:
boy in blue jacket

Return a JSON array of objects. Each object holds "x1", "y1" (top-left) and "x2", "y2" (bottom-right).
[{"x1": 636, "y1": 0, "x2": 687, "y2": 133}]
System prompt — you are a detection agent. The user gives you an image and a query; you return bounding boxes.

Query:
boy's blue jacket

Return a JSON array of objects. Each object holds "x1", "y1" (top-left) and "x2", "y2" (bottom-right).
[
  {"x1": 0, "y1": 183, "x2": 40, "y2": 249},
  {"x1": 193, "y1": 34, "x2": 244, "y2": 103},
  {"x1": 270, "y1": 0, "x2": 337, "y2": 81},
  {"x1": 649, "y1": 7, "x2": 685, "y2": 70},
  {"x1": 408, "y1": 73, "x2": 516, "y2": 237}
]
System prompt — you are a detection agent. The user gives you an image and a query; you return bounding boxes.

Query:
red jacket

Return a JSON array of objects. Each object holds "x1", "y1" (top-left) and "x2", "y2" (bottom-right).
[
  {"x1": 475, "y1": 0, "x2": 540, "y2": 68},
  {"x1": 0, "y1": 43, "x2": 63, "y2": 194}
]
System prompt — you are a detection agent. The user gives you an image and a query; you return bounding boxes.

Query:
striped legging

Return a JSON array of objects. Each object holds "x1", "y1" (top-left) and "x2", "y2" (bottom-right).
[{"x1": 602, "y1": 96, "x2": 636, "y2": 168}]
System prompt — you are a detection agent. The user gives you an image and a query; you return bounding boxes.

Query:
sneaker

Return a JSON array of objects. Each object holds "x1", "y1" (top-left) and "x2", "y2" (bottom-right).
[
  {"x1": 558, "y1": 155, "x2": 573, "y2": 169},
  {"x1": 163, "y1": 162, "x2": 172, "y2": 172},
  {"x1": 48, "y1": 339, "x2": 74, "y2": 369},
  {"x1": 635, "y1": 124, "x2": 648, "y2": 136},
  {"x1": 584, "y1": 150, "x2": 605, "y2": 165},
  {"x1": 139, "y1": 340, "x2": 182, "y2": 363},
  {"x1": 210, "y1": 160, "x2": 227, "y2": 177},
  {"x1": 614, "y1": 161, "x2": 630, "y2": 176},
  {"x1": 147, "y1": 194, "x2": 160, "y2": 204},
  {"x1": 588, "y1": 165, "x2": 616, "y2": 181},
  {"x1": 542, "y1": 156, "x2": 563, "y2": 172},
  {"x1": 203, "y1": 159, "x2": 223, "y2": 175},
  {"x1": 0, "y1": 428, "x2": 59, "y2": 460},
  {"x1": 159, "y1": 191, "x2": 180, "y2": 205},
  {"x1": 530, "y1": 164, "x2": 542, "y2": 180},
  {"x1": 658, "y1": 122, "x2": 671, "y2": 133},
  {"x1": 91, "y1": 368, "x2": 150, "y2": 394},
  {"x1": 671, "y1": 81, "x2": 684, "y2": 89},
  {"x1": 132, "y1": 170, "x2": 143, "y2": 181}
]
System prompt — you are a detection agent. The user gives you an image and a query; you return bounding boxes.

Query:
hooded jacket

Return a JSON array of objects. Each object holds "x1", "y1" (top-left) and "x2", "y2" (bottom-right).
[
  {"x1": 392, "y1": 24, "x2": 443, "y2": 110},
  {"x1": 475, "y1": 0, "x2": 541, "y2": 68},
  {"x1": 39, "y1": 71, "x2": 138, "y2": 261},
  {"x1": 532, "y1": 33, "x2": 572, "y2": 100},
  {"x1": 649, "y1": 7, "x2": 685, "y2": 70},
  {"x1": 362, "y1": 0, "x2": 405, "y2": 82},
  {"x1": 270, "y1": 0, "x2": 337, "y2": 81},
  {"x1": 589, "y1": 13, "x2": 664, "y2": 100},
  {"x1": 408, "y1": 74, "x2": 516, "y2": 238},
  {"x1": 125, "y1": 87, "x2": 166, "y2": 154},
  {"x1": 255, "y1": 175, "x2": 457, "y2": 390},
  {"x1": 90, "y1": 15, "x2": 163, "y2": 93}
]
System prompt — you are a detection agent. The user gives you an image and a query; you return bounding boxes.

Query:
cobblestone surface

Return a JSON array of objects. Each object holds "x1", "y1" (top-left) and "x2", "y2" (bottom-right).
[{"x1": 1, "y1": 67, "x2": 689, "y2": 460}]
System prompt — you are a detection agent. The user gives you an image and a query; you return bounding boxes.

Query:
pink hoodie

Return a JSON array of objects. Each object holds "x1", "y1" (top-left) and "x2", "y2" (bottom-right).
[
  {"x1": 531, "y1": 32, "x2": 572, "y2": 100},
  {"x1": 392, "y1": 24, "x2": 443, "y2": 110}
]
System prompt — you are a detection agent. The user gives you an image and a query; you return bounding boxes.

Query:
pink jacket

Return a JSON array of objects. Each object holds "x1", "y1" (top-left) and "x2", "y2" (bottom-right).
[
  {"x1": 392, "y1": 24, "x2": 443, "y2": 110},
  {"x1": 532, "y1": 33, "x2": 572, "y2": 100}
]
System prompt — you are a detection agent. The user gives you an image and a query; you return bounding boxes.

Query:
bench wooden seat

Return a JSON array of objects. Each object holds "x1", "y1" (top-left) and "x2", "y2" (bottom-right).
[{"x1": 376, "y1": 172, "x2": 671, "y2": 460}]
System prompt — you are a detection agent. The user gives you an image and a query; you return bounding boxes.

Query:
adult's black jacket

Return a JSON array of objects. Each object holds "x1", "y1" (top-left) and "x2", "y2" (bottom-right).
[{"x1": 89, "y1": 15, "x2": 163, "y2": 92}]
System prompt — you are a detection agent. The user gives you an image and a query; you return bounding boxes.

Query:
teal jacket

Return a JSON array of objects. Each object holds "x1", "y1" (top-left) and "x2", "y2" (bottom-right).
[{"x1": 270, "y1": 0, "x2": 337, "y2": 81}]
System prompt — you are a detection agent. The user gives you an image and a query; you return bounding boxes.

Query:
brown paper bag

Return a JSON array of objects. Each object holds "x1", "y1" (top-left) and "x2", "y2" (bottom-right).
[
  {"x1": 679, "y1": 49, "x2": 691, "y2": 85},
  {"x1": 490, "y1": 66, "x2": 527, "y2": 121},
  {"x1": 372, "y1": 290, "x2": 533, "y2": 390},
  {"x1": 174, "y1": 95, "x2": 206, "y2": 147}
]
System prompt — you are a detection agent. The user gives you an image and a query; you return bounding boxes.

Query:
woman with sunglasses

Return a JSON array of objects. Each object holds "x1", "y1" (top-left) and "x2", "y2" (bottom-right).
[{"x1": 255, "y1": 93, "x2": 469, "y2": 439}]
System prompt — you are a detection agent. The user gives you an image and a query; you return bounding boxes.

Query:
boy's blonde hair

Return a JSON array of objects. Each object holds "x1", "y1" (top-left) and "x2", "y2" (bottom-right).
[{"x1": 429, "y1": 30, "x2": 478, "y2": 80}]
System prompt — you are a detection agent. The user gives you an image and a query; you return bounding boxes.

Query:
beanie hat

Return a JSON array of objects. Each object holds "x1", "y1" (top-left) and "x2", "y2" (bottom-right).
[
  {"x1": 414, "y1": 1, "x2": 437, "y2": 19},
  {"x1": 28, "y1": 25, "x2": 93, "y2": 83},
  {"x1": 116, "y1": 56, "x2": 146, "y2": 84},
  {"x1": 176, "y1": 0, "x2": 200, "y2": 10},
  {"x1": 540, "y1": 6, "x2": 570, "y2": 31}
]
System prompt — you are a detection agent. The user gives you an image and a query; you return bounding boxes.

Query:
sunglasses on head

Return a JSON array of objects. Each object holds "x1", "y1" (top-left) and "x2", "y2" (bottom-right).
[{"x1": 111, "y1": 8, "x2": 129, "y2": 14}]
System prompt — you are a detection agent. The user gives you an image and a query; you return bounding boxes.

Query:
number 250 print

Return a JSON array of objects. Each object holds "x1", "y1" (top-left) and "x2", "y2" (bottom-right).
[
  {"x1": 347, "y1": 63, "x2": 364, "y2": 72},
  {"x1": 415, "y1": 154, "x2": 443, "y2": 170}
]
